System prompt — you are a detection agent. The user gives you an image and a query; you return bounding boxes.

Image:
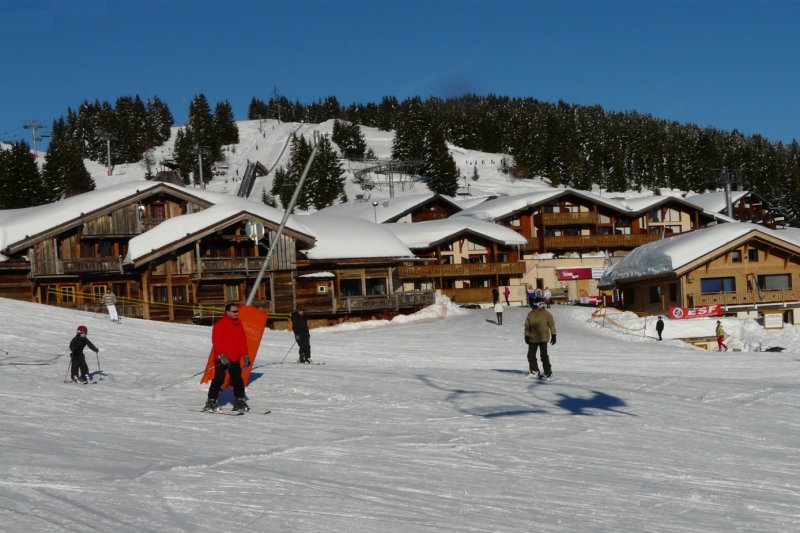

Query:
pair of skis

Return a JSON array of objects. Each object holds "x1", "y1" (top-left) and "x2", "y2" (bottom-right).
[{"x1": 193, "y1": 408, "x2": 271, "y2": 416}]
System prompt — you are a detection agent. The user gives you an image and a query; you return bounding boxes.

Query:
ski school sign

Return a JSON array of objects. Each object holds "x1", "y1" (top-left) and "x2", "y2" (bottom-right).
[{"x1": 669, "y1": 305, "x2": 721, "y2": 320}]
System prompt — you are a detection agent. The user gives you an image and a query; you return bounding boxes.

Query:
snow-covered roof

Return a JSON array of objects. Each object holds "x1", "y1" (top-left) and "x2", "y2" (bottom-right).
[
  {"x1": 599, "y1": 222, "x2": 800, "y2": 285},
  {"x1": 383, "y1": 218, "x2": 528, "y2": 249},
  {"x1": 315, "y1": 193, "x2": 460, "y2": 223},
  {"x1": 297, "y1": 215, "x2": 413, "y2": 260},
  {"x1": 453, "y1": 187, "x2": 734, "y2": 223},
  {"x1": 683, "y1": 190, "x2": 751, "y2": 213},
  {"x1": 125, "y1": 200, "x2": 313, "y2": 264},
  {"x1": 0, "y1": 180, "x2": 225, "y2": 254}
]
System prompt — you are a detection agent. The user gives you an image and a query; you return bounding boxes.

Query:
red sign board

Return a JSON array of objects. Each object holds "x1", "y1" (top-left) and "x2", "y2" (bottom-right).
[
  {"x1": 556, "y1": 267, "x2": 593, "y2": 281},
  {"x1": 669, "y1": 305, "x2": 721, "y2": 320}
]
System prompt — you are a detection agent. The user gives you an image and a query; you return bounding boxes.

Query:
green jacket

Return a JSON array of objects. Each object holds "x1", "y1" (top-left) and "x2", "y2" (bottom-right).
[
  {"x1": 716, "y1": 324, "x2": 725, "y2": 337},
  {"x1": 524, "y1": 309, "x2": 556, "y2": 343}
]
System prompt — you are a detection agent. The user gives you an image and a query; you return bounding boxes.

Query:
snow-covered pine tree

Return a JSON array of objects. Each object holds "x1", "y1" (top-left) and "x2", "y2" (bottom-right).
[
  {"x1": 423, "y1": 123, "x2": 460, "y2": 196},
  {"x1": 214, "y1": 100, "x2": 239, "y2": 145}
]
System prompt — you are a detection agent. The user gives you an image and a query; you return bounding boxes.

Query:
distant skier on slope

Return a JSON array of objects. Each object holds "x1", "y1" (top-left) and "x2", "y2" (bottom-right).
[
  {"x1": 715, "y1": 321, "x2": 728, "y2": 351},
  {"x1": 291, "y1": 305, "x2": 313, "y2": 363},
  {"x1": 524, "y1": 301, "x2": 557, "y2": 379},
  {"x1": 656, "y1": 316, "x2": 665, "y2": 341},
  {"x1": 69, "y1": 325, "x2": 98, "y2": 384},
  {"x1": 203, "y1": 303, "x2": 251, "y2": 413},
  {"x1": 102, "y1": 287, "x2": 119, "y2": 323}
]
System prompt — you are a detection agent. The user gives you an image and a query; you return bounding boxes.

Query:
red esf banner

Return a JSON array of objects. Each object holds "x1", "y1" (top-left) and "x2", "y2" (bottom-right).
[
  {"x1": 556, "y1": 267, "x2": 592, "y2": 280},
  {"x1": 669, "y1": 305, "x2": 721, "y2": 319}
]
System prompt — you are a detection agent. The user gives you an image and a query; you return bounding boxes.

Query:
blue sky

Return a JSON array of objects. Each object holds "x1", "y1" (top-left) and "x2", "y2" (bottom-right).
[{"x1": 2, "y1": 0, "x2": 798, "y2": 150}]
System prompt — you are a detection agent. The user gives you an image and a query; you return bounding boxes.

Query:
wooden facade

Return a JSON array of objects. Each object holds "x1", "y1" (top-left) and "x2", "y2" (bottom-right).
[
  {"x1": 495, "y1": 192, "x2": 714, "y2": 254},
  {"x1": 0, "y1": 185, "x2": 435, "y2": 326},
  {"x1": 604, "y1": 231, "x2": 800, "y2": 319}
]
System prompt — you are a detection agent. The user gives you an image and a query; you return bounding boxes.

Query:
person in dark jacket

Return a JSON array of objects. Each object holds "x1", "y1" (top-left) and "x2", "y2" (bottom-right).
[
  {"x1": 492, "y1": 287, "x2": 500, "y2": 305},
  {"x1": 523, "y1": 301, "x2": 557, "y2": 379},
  {"x1": 291, "y1": 306, "x2": 312, "y2": 363},
  {"x1": 69, "y1": 325, "x2": 98, "y2": 383},
  {"x1": 204, "y1": 303, "x2": 251, "y2": 412},
  {"x1": 655, "y1": 316, "x2": 665, "y2": 341}
]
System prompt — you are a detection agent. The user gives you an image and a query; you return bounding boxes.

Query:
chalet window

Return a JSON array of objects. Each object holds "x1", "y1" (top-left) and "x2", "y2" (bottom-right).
[
  {"x1": 621, "y1": 287, "x2": 635, "y2": 305},
  {"x1": 91, "y1": 285, "x2": 106, "y2": 301},
  {"x1": 98, "y1": 241, "x2": 114, "y2": 257},
  {"x1": 748, "y1": 249, "x2": 759, "y2": 262},
  {"x1": 509, "y1": 217, "x2": 521, "y2": 227},
  {"x1": 731, "y1": 250, "x2": 742, "y2": 263},
  {"x1": 61, "y1": 285, "x2": 76, "y2": 303},
  {"x1": 225, "y1": 284, "x2": 239, "y2": 301},
  {"x1": 365, "y1": 278, "x2": 386, "y2": 295},
  {"x1": 173, "y1": 286, "x2": 187, "y2": 303},
  {"x1": 340, "y1": 279, "x2": 362, "y2": 297},
  {"x1": 757, "y1": 274, "x2": 791, "y2": 291},
  {"x1": 599, "y1": 214, "x2": 611, "y2": 224},
  {"x1": 700, "y1": 277, "x2": 736, "y2": 294},
  {"x1": 152, "y1": 286, "x2": 168, "y2": 303},
  {"x1": 669, "y1": 283, "x2": 677, "y2": 302},
  {"x1": 149, "y1": 204, "x2": 166, "y2": 224},
  {"x1": 467, "y1": 241, "x2": 486, "y2": 251},
  {"x1": 649, "y1": 286, "x2": 661, "y2": 304},
  {"x1": 615, "y1": 227, "x2": 631, "y2": 235},
  {"x1": 647, "y1": 208, "x2": 662, "y2": 222},
  {"x1": 497, "y1": 253, "x2": 509, "y2": 263},
  {"x1": 112, "y1": 282, "x2": 129, "y2": 298}
]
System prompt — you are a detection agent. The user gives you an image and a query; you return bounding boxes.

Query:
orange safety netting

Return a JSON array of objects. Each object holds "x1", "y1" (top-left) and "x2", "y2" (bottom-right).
[{"x1": 200, "y1": 305, "x2": 268, "y2": 387}]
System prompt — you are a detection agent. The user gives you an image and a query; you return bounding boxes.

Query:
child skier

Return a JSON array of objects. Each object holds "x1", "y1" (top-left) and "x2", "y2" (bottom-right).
[{"x1": 69, "y1": 325, "x2": 99, "y2": 383}]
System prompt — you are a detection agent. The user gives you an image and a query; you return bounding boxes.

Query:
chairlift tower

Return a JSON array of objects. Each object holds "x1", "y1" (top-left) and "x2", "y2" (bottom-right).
[
  {"x1": 23, "y1": 121, "x2": 45, "y2": 158},
  {"x1": 714, "y1": 168, "x2": 745, "y2": 217}
]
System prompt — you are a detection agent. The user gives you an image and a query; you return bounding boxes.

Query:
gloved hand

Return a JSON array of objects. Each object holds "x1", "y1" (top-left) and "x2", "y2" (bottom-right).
[
  {"x1": 524, "y1": 336, "x2": 530, "y2": 345},
  {"x1": 219, "y1": 353, "x2": 230, "y2": 368},
  {"x1": 244, "y1": 355, "x2": 251, "y2": 368},
  {"x1": 95, "y1": 349, "x2": 100, "y2": 354},
  {"x1": 550, "y1": 334, "x2": 557, "y2": 346}
]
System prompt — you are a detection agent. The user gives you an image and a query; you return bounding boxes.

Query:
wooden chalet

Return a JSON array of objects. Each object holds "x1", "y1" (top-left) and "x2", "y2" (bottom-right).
[
  {"x1": 316, "y1": 193, "x2": 463, "y2": 224},
  {"x1": 0, "y1": 181, "x2": 436, "y2": 326},
  {"x1": 598, "y1": 223, "x2": 800, "y2": 323},
  {"x1": 684, "y1": 190, "x2": 783, "y2": 229},
  {"x1": 455, "y1": 189, "x2": 727, "y2": 256},
  {"x1": 386, "y1": 219, "x2": 528, "y2": 304}
]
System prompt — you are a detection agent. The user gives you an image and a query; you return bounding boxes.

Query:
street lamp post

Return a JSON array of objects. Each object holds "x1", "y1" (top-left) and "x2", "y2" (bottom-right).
[{"x1": 372, "y1": 201, "x2": 379, "y2": 224}]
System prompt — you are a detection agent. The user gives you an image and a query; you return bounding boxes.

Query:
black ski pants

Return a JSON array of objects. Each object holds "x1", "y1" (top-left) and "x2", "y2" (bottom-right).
[
  {"x1": 208, "y1": 360, "x2": 245, "y2": 400},
  {"x1": 297, "y1": 336, "x2": 311, "y2": 362},
  {"x1": 70, "y1": 352, "x2": 89, "y2": 380},
  {"x1": 526, "y1": 342, "x2": 551, "y2": 375}
]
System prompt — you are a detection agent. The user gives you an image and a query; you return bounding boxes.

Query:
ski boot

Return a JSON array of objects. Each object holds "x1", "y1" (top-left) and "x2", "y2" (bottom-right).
[
  {"x1": 203, "y1": 399, "x2": 220, "y2": 413},
  {"x1": 526, "y1": 371, "x2": 540, "y2": 379},
  {"x1": 233, "y1": 398, "x2": 250, "y2": 412}
]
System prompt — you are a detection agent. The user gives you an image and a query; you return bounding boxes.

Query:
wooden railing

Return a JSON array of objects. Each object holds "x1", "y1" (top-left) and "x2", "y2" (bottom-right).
[
  {"x1": 336, "y1": 291, "x2": 435, "y2": 313},
  {"x1": 199, "y1": 257, "x2": 264, "y2": 274},
  {"x1": 61, "y1": 258, "x2": 124, "y2": 274},
  {"x1": 535, "y1": 212, "x2": 599, "y2": 226},
  {"x1": 695, "y1": 289, "x2": 800, "y2": 307},
  {"x1": 398, "y1": 262, "x2": 527, "y2": 280},
  {"x1": 440, "y1": 287, "x2": 494, "y2": 304},
  {"x1": 524, "y1": 233, "x2": 661, "y2": 252}
]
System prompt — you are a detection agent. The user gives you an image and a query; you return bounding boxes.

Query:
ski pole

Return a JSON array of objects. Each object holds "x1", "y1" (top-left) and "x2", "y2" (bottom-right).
[
  {"x1": 95, "y1": 350, "x2": 102, "y2": 379},
  {"x1": 63, "y1": 354, "x2": 72, "y2": 382},
  {"x1": 161, "y1": 368, "x2": 209, "y2": 391},
  {"x1": 280, "y1": 341, "x2": 297, "y2": 364}
]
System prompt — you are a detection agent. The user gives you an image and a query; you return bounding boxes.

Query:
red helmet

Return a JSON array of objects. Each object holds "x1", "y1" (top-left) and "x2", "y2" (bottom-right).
[{"x1": 77, "y1": 325, "x2": 88, "y2": 333}]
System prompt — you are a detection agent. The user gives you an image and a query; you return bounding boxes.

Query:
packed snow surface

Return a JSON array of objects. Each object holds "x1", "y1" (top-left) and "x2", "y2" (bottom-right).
[{"x1": 2, "y1": 297, "x2": 799, "y2": 531}]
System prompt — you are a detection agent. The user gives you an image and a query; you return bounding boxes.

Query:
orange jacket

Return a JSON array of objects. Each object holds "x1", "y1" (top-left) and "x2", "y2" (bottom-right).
[{"x1": 212, "y1": 315, "x2": 248, "y2": 362}]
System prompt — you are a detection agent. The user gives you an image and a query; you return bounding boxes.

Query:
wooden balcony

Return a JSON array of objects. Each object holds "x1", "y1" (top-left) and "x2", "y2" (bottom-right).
[
  {"x1": 535, "y1": 211, "x2": 599, "y2": 226},
  {"x1": 397, "y1": 261, "x2": 527, "y2": 280},
  {"x1": 60, "y1": 258, "x2": 124, "y2": 274},
  {"x1": 335, "y1": 291, "x2": 436, "y2": 313},
  {"x1": 525, "y1": 233, "x2": 662, "y2": 252},
  {"x1": 199, "y1": 257, "x2": 264, "y2": 274},
  {"x1": 695, "y1": 289, "x2": 800, "y2": 307}
]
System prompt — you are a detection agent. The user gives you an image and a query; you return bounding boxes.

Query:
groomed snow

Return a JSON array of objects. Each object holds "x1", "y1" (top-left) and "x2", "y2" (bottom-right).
[{"x1": 1, "y1": 297, "x2": 799, "y2": 532}]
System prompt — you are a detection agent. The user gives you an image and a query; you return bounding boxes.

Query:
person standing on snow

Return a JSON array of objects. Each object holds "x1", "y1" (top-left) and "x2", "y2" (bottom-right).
[
  {"x1": 203, "y1": 303, "x2": 251, "y2": 412},
  {"x1": 715, "y1": 320, "x2": 728, "y2": 351},
  {"x1": 656, "y1": 316, "x2": 665, "y2": 341},
  {"x1": 69, "y1": 325, "x2": 98, "y2": 383},
  {"x1": 492, "y1": 287, "x2": 500, "y2": 305},
  {"x1": 524, "y1": 301, "x2": 557, "y2": 379},
  {"x1": 291, "y1": 305, "x2": 312, "y2": 363},
  {"x1": 543, "y1": 287, "x2": 552, "y2": 308},
  {"x1": 102, "y1": 287, "x2": 119, "y2": 323},
  {"x1": 503, "y1": 286, "x2": 511, "y2": 305},
  {"x1": 494, "y1": 301, "x2": 504, "y2": 325}
]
